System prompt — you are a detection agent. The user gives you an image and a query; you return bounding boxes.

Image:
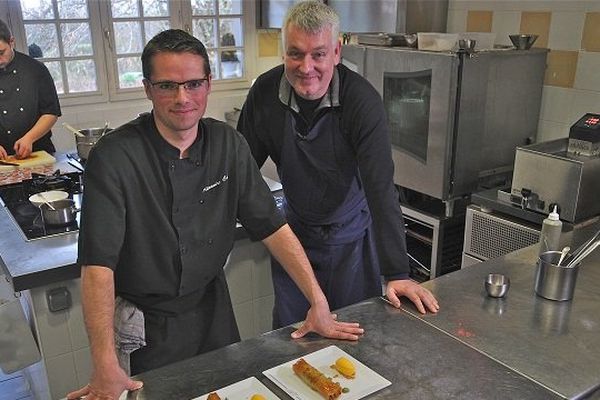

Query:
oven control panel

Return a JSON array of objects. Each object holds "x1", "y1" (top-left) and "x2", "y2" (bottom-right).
[
  {"x1": 570, "y1": 113, "x2": 600, "y2": 142},
  {"x1": 568, "y1": 113, "x2": 600, "y2": 157}
]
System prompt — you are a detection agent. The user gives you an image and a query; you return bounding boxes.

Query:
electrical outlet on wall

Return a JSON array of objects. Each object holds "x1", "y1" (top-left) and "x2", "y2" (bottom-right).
[{"x1": 46, "y1": 287, "x2": 72, "y2": 313}]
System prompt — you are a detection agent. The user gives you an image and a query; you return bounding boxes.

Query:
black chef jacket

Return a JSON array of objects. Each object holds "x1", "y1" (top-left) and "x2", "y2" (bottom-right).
[
  {"x1": 0, "y1": 51, "x2": 60, "y2": 154},
  {"x1": 78, "y1": 113, "x2": 285, "y2": 313}
]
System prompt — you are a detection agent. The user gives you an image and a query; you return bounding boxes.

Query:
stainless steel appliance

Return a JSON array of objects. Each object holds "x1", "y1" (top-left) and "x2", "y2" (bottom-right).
[
  {"x1": 462, "y1": 115, "x2": 600, "y2": 267},
  {"x1": 509, "y1": 138, "x2": 600, "y2": 223},
  {"x1": 0, "y1": 171, "x2": 82, "y2": 241},
  {"x1": 342, "y1": 45, "x2": 548, "y2": 209},
  {"x1": 462, "y1": 204, "x2": 541, "y2": 267},
  {"x1": 256, "y1": 0, "x2": 298, "y2": 29},
  {"x1": 329, "y1": 0, "x2": 448, "y2": 33},
  {"x1": 256, "y1": 0, "x2": 448, "y2": 33}
]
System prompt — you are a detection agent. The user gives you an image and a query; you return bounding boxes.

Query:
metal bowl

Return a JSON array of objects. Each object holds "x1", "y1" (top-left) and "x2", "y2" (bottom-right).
[
  {"x1": 509, "y1": 34, "x2": 538, "y2": 50},
  {"x1": 485, "y1": 273, "x2": 510, "y2": 298}
]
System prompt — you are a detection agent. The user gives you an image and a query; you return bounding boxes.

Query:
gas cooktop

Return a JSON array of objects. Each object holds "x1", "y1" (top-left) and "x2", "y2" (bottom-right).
[{"x1": 0, "y1": 171, "x2": 83, "y2": 241}]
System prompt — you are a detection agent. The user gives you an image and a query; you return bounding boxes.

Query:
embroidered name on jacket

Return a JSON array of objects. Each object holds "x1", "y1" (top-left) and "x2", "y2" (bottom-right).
[{"x1": 202, "y1": 174, "x2": 229, "y2": 192}]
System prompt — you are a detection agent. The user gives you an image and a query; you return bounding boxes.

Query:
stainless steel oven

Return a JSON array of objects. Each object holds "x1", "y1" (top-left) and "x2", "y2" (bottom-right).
[{"x1": 342, "y1": 45, "x2": 548, "y2": 210}]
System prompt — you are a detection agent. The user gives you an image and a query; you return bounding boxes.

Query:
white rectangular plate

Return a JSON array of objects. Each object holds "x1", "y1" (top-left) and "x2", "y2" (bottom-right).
[
  {"x1": 263, "y1": 345, "x2": 391, "y2": 400},
  {"x1": 192, "y1": 376, "x2": 280, "y2": 400}
]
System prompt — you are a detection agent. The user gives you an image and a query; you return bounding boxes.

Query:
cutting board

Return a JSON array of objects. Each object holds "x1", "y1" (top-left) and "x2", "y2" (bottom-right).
[{"x1": 0, "y1": 151, "x2": 56, "y2": 171}]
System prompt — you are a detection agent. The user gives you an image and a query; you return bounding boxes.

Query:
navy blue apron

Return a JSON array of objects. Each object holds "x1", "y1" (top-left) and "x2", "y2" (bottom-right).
[{"x1": 271, "y1": 98, "x2": 382, "y2": 328}]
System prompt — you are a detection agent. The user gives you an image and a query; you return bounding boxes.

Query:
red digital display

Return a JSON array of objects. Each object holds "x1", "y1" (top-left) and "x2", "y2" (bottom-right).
[{"x1": 585, "y1": 116, "x2": 599, "y2": 126}]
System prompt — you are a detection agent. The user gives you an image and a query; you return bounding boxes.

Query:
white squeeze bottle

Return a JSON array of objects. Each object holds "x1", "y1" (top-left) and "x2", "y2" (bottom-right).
[{"x1": 539, "y1": 205, "x2": 562, "y2": 255}]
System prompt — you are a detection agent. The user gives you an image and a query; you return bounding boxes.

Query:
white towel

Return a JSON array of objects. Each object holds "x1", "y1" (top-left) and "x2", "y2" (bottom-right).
[{"x1": 113, "y1": 296, "x2": 146, "y2": 375}]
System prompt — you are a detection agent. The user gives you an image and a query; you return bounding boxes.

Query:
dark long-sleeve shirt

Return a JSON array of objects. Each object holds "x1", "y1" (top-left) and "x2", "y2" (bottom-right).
[{"x1": 237, "y1": 64, "x2": 410, "y2": 279}]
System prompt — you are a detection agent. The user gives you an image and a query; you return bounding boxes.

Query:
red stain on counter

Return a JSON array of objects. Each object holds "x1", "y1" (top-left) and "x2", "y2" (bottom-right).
[{"x1": 456, "y1": 321, "x2": 476, "y2": 338}]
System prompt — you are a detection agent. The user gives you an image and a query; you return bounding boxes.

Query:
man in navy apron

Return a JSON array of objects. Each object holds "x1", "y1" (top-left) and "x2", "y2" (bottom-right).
[{"x1": 238, "y1": 1, "x2": 439, "y2": 328}]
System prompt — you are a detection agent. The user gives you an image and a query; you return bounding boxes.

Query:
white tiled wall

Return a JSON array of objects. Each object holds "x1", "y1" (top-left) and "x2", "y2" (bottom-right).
[
  {"x1": 448, "y1": 0, "x2": 600, "y2": 142},
  {"x1": 547, "y1": 11, "x2": 585, "y2": 50},
  {"x1": 27, "y1": 279, "x2": 88, "y2": 400},
  {"x1": 44, "y1": 353, "x2": 77, "y2": 400},
  {"x1": 225, "y1": 238, "x2": 275, "y2": 340},
  {"x1": 491, "y1": 11, "x2": 522, "y2": 46}
]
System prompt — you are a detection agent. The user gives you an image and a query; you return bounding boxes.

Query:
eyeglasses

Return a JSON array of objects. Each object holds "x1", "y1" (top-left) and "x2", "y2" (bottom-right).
[{"x1": 148, "y1": 78, "x2": 209, "y2": 94}]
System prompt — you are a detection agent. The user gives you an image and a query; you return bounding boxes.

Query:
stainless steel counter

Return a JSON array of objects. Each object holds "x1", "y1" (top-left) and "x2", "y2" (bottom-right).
[
  {"x1": 410, "y1": 221, "x2": 600, "y2": 399},
  {"x1": 130, "y1": 298, "x2": 562, "y2": 400},
  {"x1": 118, "y1": 221, "x2": 600, "y2": 399}
]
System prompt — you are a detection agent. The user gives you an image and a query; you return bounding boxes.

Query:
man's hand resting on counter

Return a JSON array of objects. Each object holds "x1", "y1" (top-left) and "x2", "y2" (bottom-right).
[
  {"x1": 385, "y1": 279, "x2": 440, "y2": 314},
  {"x1": 66, "y1": 362, "x2": 142, "y2": 400},
  {"x1": 291, "y1": 300, "x2": 364, "y2": 341}
]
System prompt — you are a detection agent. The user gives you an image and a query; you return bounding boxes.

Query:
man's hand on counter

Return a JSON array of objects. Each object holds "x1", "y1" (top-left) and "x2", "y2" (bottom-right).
[
  {"x1": 385, "y1": 279, "x2": 440, "y2": 314},
  {"x1": 66, "y1": 358, "x2": 143, "y2": 400},
  {"x1": 291, "y1": 301, "x2": 364, "y2": 341}
]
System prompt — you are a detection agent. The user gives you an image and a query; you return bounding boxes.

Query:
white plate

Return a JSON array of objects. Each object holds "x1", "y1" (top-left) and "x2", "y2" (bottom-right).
[
  {"x1": 192, "y1": 376, "x2": 279, "y2": 400},
  {"x1": 263, "y1": 346, "x2": 391, "y2": 400},
  {"x1": 28, "y1": 190, "x2": 69, "y2": 207}
]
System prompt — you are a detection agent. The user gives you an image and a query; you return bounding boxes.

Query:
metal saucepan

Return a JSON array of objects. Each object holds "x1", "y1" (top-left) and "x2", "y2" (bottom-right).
[
  {"x1": 40, "y1": 199, "x2": 80, "y2": 226},
  {"x1": 74, "y1": 125, "x2": 112, "y2": 161}
]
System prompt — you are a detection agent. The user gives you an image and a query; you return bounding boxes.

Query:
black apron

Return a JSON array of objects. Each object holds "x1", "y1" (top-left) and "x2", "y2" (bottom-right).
[
  {"x1": 129, "y1": 137, "x2": 240, "y2": 375},
  {"x1": 271, "y1": 100, "x2": 382, "y2": 328},
  {"x1": 130, "y1": 271, "x2": 239, "y2": 375}
]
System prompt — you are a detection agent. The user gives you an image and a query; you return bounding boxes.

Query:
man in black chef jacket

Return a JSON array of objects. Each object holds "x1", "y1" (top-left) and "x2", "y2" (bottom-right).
[
  {"x1": 0, "y1": 19, "x2": 60, "y2": 159},
  {"x1": 237, "y1": 1, "x2": 439, "y2": 328},
  {"x1": 67, "y1": 29, "x2": 363, "y2": 400}
]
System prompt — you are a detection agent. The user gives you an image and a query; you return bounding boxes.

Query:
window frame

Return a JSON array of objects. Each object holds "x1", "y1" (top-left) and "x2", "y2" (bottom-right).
[{"x1": 2, "y1": 0, "x2": 257, "y2": 106}]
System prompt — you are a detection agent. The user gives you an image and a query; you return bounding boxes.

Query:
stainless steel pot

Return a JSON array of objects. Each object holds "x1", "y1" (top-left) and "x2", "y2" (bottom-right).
[
  {"x1": 40, "y1": 199, "x2": 80, "y2": 225},
  {"x1": 75, "y1": 127, "x2": 111, "y2": 160}
]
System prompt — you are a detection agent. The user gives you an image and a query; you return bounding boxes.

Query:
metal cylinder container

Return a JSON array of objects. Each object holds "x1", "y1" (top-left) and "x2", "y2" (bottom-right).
[
  {"x1": 40, "y1": 199, "x2": 80, "y2": 226},
  {"x1": 535, "y1": 251, "x2": 580, "y2": 301}
]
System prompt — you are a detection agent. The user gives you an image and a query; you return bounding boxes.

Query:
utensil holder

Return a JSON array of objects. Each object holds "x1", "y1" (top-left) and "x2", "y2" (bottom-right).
[{"x1": 535, "y1": 251, "x2": 580, "y2": 301}]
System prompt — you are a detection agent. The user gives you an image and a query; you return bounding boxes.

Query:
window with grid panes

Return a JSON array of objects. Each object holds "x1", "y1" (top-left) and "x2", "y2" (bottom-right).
[
  {"x1": 108, "y1": 0, "x2": 171, "y2": 90},
  {"x1": 4, "y1": 0, "x2": 252, "y2": 103},
  {"x1": 18, "y1": 0, "x2": 99, "y2": 95},
  {"x1": 191, "y1": 0, "x2": 244, "y2": 80}
]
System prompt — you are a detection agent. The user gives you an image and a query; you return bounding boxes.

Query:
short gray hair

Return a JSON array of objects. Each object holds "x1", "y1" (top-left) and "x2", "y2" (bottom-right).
[{"x1": 282, "y1": 1, "x2": 340, "y2": 48}]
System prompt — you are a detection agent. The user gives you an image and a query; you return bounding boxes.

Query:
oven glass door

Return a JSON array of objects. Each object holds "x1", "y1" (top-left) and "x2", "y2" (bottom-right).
[
  {"x1": 363, "y1": 47, "x2": 459, "y2": 200},
  {"x1": 384, "y1": 70, "x2": 432, "y2": 163}
]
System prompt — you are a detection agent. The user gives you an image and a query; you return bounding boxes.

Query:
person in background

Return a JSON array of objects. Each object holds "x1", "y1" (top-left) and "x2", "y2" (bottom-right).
[
  {"x1": 0, "y1": 19, "x2": 59, "y2": 159},
  {"x1": 237, "y1": 1, "x2": 439, "y2": 328},
  {"x1": 67, "y1": 29, "x2": 362, "y2": 400}
]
